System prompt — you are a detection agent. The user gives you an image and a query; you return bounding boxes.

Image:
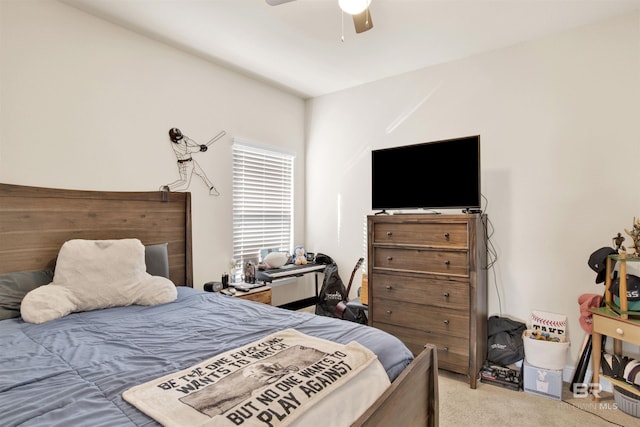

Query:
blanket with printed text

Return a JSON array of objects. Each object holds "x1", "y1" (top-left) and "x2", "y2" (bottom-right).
[{"x1": 123, "y1": 328, "x2": 390, "y2": 427}]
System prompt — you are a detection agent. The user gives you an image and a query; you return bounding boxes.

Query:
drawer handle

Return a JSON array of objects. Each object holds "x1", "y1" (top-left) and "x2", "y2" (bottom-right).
[
  {"x1": 616, "y1": 328, "x2": 624, "y2": 336},
  {"x1": 386, "y1": 231, "x2": 393, "y2": 237},
  {"x1": 442, "y1": 347, "x2": 449, "y2": 352},
  {"x1": 386, "y1": 310, "x2": 392, "y2": 315},
  {"x1": 443, "y1": 292, "x2": 450, "y2": 298},
  {"x1": 386, "y1": 256, "x2": 393, "y2": 261},
  {"x1": 443, "y1": 319, "x2": 450, "y2": 325},
  {"x1": 385, "y1": 285, "x2": 393, "y2": 290},
  {"x1": 444, "y1": 232, "x2": 450, "y2": 240},
  {"x1": 444, "y1": 260, "x2": 450, "y2": 265}
]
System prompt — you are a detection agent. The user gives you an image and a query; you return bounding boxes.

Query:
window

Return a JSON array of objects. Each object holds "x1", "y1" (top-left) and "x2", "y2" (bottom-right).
[{"x1": 232, "y1": 140, "x2": 294, "y2": 267}]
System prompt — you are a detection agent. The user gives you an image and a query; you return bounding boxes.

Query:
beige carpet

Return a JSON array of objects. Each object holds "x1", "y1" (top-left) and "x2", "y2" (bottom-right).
[
  {"x1": 295, "y1": 307, "x2": 638, "y2": 425},
  {"x1": 439, "y1": 370, "x2": 636, "y2": 427}
]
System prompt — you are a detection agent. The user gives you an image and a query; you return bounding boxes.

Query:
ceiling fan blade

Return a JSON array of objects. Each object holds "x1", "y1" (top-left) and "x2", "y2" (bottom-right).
[
  {"x1": 266, "y1": 0, "x2": 296, "y2": 5},
  {"x1": 353, "y1": 8, "x2": 373, "y2": 33}
]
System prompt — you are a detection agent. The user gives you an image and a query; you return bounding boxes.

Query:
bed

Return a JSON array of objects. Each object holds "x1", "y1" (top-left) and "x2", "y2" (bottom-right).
[{"x1": 0, "y1": 183, "x2": 438, "y2": 427}]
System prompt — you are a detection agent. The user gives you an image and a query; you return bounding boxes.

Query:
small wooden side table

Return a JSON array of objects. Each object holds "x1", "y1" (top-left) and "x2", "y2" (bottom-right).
[
  {"x1": 232, "y1": 286, "x2": 272, "y2": 305},
  {"x1": 591, "y1": 253, "x2": 640, "y2": 398}
]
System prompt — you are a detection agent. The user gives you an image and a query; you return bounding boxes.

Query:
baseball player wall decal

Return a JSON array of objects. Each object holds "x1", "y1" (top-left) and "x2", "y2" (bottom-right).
[{"x1": 160, "y1": 127, "x2": 225, "y2": 196}]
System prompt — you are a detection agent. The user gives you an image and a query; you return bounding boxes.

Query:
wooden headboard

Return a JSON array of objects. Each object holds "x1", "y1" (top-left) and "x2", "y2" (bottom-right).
[{"x1": 0, "y1": 183, "x2": 193, "y2": 286}]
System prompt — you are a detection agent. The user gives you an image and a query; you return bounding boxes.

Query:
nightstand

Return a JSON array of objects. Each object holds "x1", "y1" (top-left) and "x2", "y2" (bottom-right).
[{"x1": 232, "y1": 286, "x2": 272, "y2": 305}]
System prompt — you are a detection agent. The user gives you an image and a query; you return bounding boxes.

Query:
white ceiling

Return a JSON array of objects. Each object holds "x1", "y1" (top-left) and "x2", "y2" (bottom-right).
[{"x1": 62, "y1": 0, "x2": 640, "y2": 99}]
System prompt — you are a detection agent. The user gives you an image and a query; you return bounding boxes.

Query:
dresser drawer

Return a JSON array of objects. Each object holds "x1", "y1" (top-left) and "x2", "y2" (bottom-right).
[
  {"x1": 372, "y1": 222, "x2": 468, "y2": 248},
  {"x1": 373, "y1": 247, "x2": 468, "y2": 276},
  {"x1": 371, "y1": 272, "x2": 469, "y2": 310},
  {"x1": 374, "y1": 322, "x2": 469, "y2": 373},
  {"x1": 372, "y1": 297, "x2": 469, "y2": 338}
]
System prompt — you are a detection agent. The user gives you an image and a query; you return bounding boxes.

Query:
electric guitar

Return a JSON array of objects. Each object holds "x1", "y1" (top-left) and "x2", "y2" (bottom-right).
[{"x1": 334, "y1": 257, "x2": 365, "y2": 319}]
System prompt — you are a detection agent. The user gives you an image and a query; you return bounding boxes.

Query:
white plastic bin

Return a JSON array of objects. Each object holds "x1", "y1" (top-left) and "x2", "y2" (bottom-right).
[{"x1": 522, "y1": 329, "x2": 570, "y2": 370}]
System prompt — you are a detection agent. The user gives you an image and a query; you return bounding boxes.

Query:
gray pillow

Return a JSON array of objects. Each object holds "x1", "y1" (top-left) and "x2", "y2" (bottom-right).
[
  {"x1": 145, "y1": 243, "x2": 170, "y2": 279},
  {"x1": 0, "y1": 269, "x2": 54, "y2": 320}
]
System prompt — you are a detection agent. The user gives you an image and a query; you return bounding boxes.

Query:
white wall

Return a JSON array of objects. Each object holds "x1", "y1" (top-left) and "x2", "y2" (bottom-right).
[
  {"x1": 305, "y1": 11, "x2": 640, "y2": 365},
  {"x1": 3, "y1": 0, "x2": 640, "y2": 372},
  {"x1": 0, "y1": 0, "x2": 306, "y2": 293}
]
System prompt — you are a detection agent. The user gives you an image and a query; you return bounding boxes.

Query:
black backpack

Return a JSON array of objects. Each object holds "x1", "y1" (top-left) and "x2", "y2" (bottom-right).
[
  {"x1": 315, "y1": 263, "x2": 346, "y2": 317},
  {"x1": 487, "y1": 316, "x2": 526, "y2": 366},
  {"x1": 315, "y1": 260, "x2": 367, "y2": 324}
]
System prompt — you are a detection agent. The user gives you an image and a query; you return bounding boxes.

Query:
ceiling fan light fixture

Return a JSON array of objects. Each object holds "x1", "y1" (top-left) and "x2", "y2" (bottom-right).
[{"x1": 338, "y1": 0, "x2": 371, "y2": 15}]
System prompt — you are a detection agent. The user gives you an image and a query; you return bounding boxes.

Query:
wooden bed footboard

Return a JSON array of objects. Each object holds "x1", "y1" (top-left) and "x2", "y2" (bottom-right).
[{"x1": 353, "y1": 344, "x2": 439, "y2": 427}]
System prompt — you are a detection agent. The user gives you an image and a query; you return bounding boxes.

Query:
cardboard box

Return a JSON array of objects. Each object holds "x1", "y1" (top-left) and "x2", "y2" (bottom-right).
[{"x1": 523, "y1": 361, "x2": 563, "y2": 400}]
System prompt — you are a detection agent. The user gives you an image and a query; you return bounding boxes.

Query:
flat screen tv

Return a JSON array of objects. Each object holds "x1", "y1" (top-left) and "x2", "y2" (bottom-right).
[{"x1": 371, "y1": 135, "x2": 481, "y2": 212}]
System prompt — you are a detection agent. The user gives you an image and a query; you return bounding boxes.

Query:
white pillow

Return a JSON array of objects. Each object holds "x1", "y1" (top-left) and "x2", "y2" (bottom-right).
[
  {"x1": 21, "y1": 239, "x2": 177, "y2": 324},
  {"x1": 263, "y1": 251, "x2": 288, "y2": 268}
]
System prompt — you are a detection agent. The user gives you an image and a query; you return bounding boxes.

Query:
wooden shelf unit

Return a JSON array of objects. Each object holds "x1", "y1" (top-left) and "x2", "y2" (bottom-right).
[{"x1": 591, "y1": 253, "x2": 640, "y2": 399}]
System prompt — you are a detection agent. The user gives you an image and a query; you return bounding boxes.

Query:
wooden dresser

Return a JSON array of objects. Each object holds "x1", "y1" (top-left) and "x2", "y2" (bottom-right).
[{"x1": 367, "y1": 214, "x2": 487, "y2": 388}]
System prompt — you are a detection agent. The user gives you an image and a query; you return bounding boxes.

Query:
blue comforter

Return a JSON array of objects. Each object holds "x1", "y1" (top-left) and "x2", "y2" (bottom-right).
[{"x1": 0, "y1": 287, "x2": 413, "y2": 426}]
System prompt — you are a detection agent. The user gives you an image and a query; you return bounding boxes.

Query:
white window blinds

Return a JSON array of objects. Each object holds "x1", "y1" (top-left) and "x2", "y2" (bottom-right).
[{"x1": 232, "y1": 141, "x2": 294, "y2": 264}]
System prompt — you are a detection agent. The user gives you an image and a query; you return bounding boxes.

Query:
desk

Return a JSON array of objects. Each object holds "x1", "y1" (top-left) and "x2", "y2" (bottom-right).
[{"x1": 255, "y1": 263, "x2": 325, "y2": 310}]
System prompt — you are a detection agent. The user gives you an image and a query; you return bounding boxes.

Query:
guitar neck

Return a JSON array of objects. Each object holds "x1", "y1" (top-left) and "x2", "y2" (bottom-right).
[{"x1": 345, "y1": 258, "x2": 364, "y2": 296}]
